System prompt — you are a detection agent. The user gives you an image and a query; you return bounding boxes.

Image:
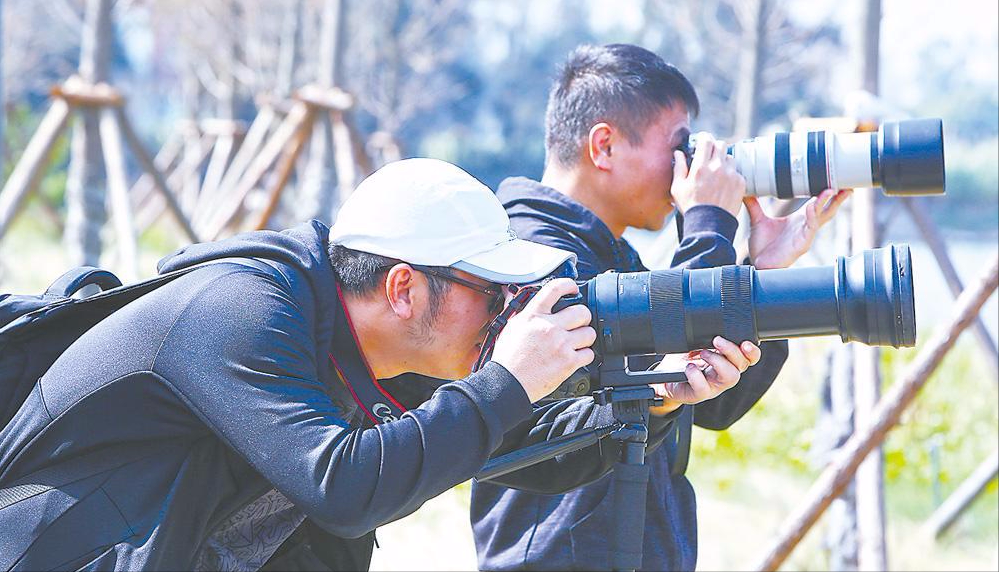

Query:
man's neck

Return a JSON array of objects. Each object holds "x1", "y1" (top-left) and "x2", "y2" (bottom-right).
[
  {"x1": 340, "y1": 293, "x2": 408, "y2": 379},
  {"x1": 540, "y1": 164, "x2": 627, "y2": 238}
]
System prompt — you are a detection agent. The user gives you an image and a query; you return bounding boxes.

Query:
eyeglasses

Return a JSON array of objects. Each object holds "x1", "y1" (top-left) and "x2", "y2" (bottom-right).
[
  {"x1": 410, "y1": 265, "x2": 508, "y2": 315},
  {"x1": 382, "y1": 263, "x2": 509, "y2": 314}
]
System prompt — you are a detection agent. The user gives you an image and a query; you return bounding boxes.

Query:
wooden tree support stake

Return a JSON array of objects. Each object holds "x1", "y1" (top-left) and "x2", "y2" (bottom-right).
[
  {"x1": 194, "y1": 85, "x2": 371, "y2": 238},
  {"x1": 99, "y1": 107, "x2": 139, "y2": 282},
  {"x1": 202, "y1": 102, "x2": 311, "y2": 239},
  {"x1": 115, "y1": 108, "x2": 200, "y2": 243},
  {"x1": 194, "y1": 106, "x2": 277, "y2": 226},
  {"x1": 0, "y1": 99, "x2": 72, "y2": 239},
  {"x1": 752, "y1": 254, "x2": 999, "y2": 571},
  {"x1": 253, "y1": 112, "x2": 314, "y2": 230},
  {"x1": 1, "y1": 78, "x2": 199, "y2": 256},
  {"x1": 921, "y1": 449, "x2": 999, "y2": 539},
  {"x1": 130, "y1": 130, "x2": 184, "y2": 214},
  {"x1": 904, "y1": 197, "x2": 999, "y2": 379}
]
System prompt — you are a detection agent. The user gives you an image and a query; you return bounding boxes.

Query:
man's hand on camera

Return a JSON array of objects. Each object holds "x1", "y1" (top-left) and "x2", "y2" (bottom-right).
[
  {"x1": 491, "y1": 279, "x2": 597, "y2": 403},
  {"x1": 671, "y1": 133, "x2": 745, "y2": 217},
  {"x1": 647, "y1": 337, "x2": 761, "y2": 416},
  {"x1": 745, "y1": 188, "x2": 852, "y2": 270}
]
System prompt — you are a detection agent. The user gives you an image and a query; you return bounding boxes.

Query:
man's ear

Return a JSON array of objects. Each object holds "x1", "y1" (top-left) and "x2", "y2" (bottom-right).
[
  {"x1": 384, "y1": 264, "x2": 419, "y2": 320},
  {"x1": 587, "y1": 122, "x2": 614, "y2": 171}
]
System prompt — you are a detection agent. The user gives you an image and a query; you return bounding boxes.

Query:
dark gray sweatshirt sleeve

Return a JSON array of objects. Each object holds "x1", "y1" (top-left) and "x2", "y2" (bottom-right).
[
  {"x1": 671, "y1": 205, "x2": 789, "y2": 430},
  {"x1": 149, "y1": 271, "x2": 533, "y2": 539}
]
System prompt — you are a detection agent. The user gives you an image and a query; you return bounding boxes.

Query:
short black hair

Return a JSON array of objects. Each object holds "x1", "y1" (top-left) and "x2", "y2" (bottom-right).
[
  {"x1": 327, "y1": 243, "x2": 453, "y2": 323},
  {"x1": 545, "y1": 43, "x2": 700, "y2": 168}
]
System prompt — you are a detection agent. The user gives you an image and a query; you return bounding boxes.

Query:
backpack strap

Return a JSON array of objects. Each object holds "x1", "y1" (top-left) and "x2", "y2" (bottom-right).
[
  {"x1": 669, "y1": 406, "x2": 693, "y2": 476},
  {"x1": 51, "y1": 258, "x2": 277, "y2": 307},
  {"x1": 44, "y1": 267, "x2": 123, "y2": 298}
]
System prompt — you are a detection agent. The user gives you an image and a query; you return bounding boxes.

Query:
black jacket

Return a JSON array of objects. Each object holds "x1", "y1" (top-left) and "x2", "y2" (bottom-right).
[
  {"x1": 470, "y1": 177, "x2": 789, "y2": 571},
  {"x1": 0, "y1": 221, "x2": 676, "y2": 571}
]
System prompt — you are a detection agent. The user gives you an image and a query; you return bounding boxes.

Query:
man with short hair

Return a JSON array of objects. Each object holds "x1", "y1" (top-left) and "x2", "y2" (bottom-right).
[
  {"x1": 0, "y1": 157, "x2": 759, "y2": 571},
  {"x1": 470, "y1": 44, "x2": 850, "y2": 571}
]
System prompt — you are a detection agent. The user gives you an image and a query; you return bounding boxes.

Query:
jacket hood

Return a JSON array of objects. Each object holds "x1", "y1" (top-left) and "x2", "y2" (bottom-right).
[
  {"x1": 496, "y1": 177, "x2": 638, "y2": 277},
  {"x1": 158, "y1": 220, "x2": 334, "y2": 282}
]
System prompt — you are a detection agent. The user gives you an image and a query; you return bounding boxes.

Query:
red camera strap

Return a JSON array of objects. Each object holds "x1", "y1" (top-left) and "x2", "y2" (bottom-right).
[
  {"x1": 472, "y1": 286, "x2": 540, "y2": 373},
  {"x1": 328, "y1": 281, "x2": 407, "y2": 426}
]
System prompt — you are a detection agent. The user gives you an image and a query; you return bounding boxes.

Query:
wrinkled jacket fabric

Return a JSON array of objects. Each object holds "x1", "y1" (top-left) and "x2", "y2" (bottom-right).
[
  {"x1": 0, "y1": 220, "x2": 678, "y2": 571},
  {"x1": 471, "y1": 178, "x2": 789, "y2": 571}
]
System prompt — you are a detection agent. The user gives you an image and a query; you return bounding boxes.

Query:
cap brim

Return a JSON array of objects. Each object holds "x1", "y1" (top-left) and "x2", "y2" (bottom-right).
[{"x1": 452, "y1": 239, "x2": 576, "y2": 284}]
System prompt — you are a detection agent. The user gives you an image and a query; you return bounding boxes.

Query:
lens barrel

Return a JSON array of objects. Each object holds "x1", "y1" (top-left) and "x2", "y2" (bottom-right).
[
  {"x1": 877, "y1": 118, "x2": 946, "y2": 195},
  {"x1": 692, "y1": 118, "x2": 946, "y2": 198},
  {"x1": 586, "y1": 244, "x2": 916, "y2": 359}
]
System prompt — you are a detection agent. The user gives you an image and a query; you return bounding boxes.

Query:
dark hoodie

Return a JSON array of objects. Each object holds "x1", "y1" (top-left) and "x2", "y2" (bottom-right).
[
  {"x1": 0, "y1": 221, "x2": 676, "y2": 571},
  {"x1": 470, "y1": 178, "x2": 789, "y2": 571}
]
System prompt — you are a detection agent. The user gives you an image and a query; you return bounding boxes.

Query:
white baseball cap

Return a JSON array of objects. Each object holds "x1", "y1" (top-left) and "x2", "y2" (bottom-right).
[{"x1": 330, "y1": 158, "x2": 575, "y2": 284}]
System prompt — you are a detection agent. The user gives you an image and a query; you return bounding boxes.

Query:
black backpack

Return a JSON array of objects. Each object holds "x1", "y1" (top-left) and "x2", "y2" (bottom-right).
[{"x1": 0, "y1": 265, "x2": 204, "y2": 428}]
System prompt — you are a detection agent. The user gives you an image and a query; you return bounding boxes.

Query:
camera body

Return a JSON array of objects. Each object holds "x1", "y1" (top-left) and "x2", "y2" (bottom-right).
[{"x1": 680, "y1": 118, "x2": 945, "y2": 198}]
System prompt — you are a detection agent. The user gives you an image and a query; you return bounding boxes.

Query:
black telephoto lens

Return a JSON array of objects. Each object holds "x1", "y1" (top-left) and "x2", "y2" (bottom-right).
[{"x1": 583, "y1": 244, "x2": 915, "y2": 360}]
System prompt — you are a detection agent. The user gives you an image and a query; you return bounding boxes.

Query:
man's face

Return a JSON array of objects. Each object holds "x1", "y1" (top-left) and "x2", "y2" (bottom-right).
[
  {"x1": 412, "y1": 270, "x2": 505, "y2": 380},
  {"x1": 610, "y1": 104, "x2": 691, "y2": 231}
]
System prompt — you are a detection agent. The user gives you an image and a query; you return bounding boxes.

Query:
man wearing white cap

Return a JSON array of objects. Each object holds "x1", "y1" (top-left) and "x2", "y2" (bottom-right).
[{"x1": 0, "y1": 158, "x2": 757, "y2": 571}]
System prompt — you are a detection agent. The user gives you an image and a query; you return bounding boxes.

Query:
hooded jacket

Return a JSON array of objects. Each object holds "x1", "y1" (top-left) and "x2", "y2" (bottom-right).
[
  {"x1": 470, "y1": 178, "x2": 789, "y2": 571},
  {"x1": 0, "y1": 220, "x2": 677, "y2": 571}
]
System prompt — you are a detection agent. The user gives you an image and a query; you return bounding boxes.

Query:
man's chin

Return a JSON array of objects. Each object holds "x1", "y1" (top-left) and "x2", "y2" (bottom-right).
[{"x1": 644, "y1": 217, "x2": 668, "y2": 232}]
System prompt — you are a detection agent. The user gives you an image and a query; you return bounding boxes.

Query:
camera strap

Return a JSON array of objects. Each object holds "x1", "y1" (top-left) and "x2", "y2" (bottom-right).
[
  {"x1": 472, "y1": 259, "x2": 579, "y2": 372},
  {"x1": 669, "y1": 210, "x2": 693, "y2": 477},
  {"x1": 328, "y1": 281, "x2": 408, "y2": 427},
  {"x1": 472, "y1": 286, "x2": 540, "y2": 373}
]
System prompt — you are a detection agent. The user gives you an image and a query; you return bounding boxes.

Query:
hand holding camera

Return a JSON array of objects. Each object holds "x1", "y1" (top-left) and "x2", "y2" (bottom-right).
[
  {"x1": 491, "y1": 278, "x2": 597, "y2": 403},
  {"x1": 648, "y1": 336, "x2": 762, "y2": 416},
  {"x1": 671, "y1": 132, "x2": 745, "y2": 217}
]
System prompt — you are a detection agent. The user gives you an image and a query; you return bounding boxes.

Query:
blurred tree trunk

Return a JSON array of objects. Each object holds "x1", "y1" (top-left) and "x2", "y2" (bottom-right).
[
  {"x1": 861, "y1": 0, "x2": 880, "y2": 95},
  {"x1": 732, "y1": 0, "x2": 769, "y2": 139},
  {"x1": 822, "y1": 191, "x2": 860, "y2": 571},
  {"x1": 299, "y1": 0, "x2": 346, "y2": 224},
  {"x1": 853, "y1": 1, "x2": 886, "y2": 571},
  {"x1": 276, "y1": 0, "x2": 303, "y2": 99},
  {"x1": 64, "y1": 0, "x2": 112, "y2": 266},
  {"x1": 824, "y1": 3, "x2": 884, "y2": 569},
  {"x1": 217, "y1": 0, "x2": 241, "y2": 122},
  {"x1": 180, "y1": 62, "x2": 203, "y2": 210}
]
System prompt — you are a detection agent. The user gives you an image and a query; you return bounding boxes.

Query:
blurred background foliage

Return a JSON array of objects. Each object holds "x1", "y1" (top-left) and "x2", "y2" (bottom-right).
[{"x1": 2, "y1": 0, "x2": 996, "y2": 232}]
